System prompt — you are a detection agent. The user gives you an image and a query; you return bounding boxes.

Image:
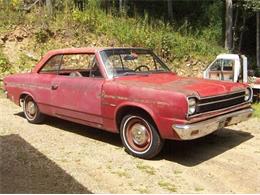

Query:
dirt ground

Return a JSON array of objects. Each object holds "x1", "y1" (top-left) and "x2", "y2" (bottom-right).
[{"x1": 0, "y1": 94, "x2": 260, "y2": 193}]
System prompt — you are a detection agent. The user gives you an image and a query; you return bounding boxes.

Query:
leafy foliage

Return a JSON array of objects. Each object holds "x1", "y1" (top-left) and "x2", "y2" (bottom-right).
[
  {"x1": 0, "y1": 49, "x2": 13, "y2": 76},
  {"x1": 242, "y1": 0, "x2": 260, "y2": 11},
  {"x1": 252, "y1": 103, "x2": 260, "y2": 118},
  {"x1": 4, "y1": 0, "x2": 258, "y2": 76}
]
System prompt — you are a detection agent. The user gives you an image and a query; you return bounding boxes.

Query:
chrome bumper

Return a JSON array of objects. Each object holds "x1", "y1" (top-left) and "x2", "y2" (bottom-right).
[
  {"x1": 172, "y1": 108, "x2": 253, "y2": 140},
  {"x1": 4, "y1": 90, "x2": 8, "y2": 98}
]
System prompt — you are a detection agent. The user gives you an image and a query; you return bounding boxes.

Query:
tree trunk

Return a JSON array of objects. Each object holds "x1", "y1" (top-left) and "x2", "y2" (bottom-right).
[
  {"x1": 257, "y1": 11, "x2": 260, "y2": 69},
  {"x1": 238, "y1": 11, "x2": 246, "y2": 52},
  {"x1": 119, "y1": 0, "x2": 124, "y2": 13},
  {"x1": 46, "y1": 0, "x2": 53, "y2": 16},
  {"x1": 225, "y1": 0, "x2": 233, "y2": 51},
  {"x1": 167, "y1": 0, "x2": 173, "y2": 22},
  {"x1": 232, "y1": 6, "x2": 239, "y2": 51},
  {"x1": 119, "y1": 0, "x2": 127, "y2": 14}
]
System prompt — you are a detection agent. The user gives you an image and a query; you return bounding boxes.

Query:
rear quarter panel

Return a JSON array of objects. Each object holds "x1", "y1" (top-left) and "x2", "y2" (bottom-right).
[{"x1": 4, "y1": 73, "x2": 37, "y2": 106}]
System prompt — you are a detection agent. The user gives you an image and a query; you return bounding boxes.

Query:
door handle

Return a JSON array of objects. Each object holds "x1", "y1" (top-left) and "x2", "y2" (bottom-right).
[{"x1": 51, "y1": 84, "x2": 58, "y2": 90}]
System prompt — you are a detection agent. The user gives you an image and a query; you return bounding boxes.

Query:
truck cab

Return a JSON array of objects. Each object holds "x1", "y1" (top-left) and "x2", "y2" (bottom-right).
[{"x1": 203, "y1": 54, "x2": 260, "y2": 102}]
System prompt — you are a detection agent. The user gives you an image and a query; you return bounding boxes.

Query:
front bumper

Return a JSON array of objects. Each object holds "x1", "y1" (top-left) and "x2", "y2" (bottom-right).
[
  {"x1": 172, "y1": 108, "x2": 253, "y2": 140},
  {"x1": 4, "y1": 90, "x2": 8, "y2": 98}
]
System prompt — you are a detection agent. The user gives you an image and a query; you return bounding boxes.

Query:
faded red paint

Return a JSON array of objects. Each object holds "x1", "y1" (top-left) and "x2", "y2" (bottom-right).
[
  {"x1": 3, "y1": 47, "x2": 252, "y2": 140},
  {"x1": 255, "y1": 77, "x2": 260, "y2": 84}
]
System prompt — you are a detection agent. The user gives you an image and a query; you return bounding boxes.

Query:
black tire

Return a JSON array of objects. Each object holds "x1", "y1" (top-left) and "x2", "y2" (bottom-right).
[
  {"x1": 23, "y1": 95, "x2": 45, "y2": 124},
  {"x1": 120, "y1": 114, "x2": 164, "y2": 159}
]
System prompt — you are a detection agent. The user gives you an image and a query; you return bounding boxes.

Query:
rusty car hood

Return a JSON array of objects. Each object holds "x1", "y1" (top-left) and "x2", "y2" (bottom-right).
[{"x1": 114, "y1": 73, "x2": 246, "y2": 97}]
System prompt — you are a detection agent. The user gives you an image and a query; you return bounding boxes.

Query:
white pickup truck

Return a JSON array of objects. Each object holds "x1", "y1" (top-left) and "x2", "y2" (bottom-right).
[{"x1": 203, "y1": 54, "x2": 260, "y2": 102}]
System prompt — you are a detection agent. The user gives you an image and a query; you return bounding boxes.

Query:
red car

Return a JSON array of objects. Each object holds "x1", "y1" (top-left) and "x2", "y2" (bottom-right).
[{"x1": 3, "y1": 47, "x2": 253, "y2": 159}]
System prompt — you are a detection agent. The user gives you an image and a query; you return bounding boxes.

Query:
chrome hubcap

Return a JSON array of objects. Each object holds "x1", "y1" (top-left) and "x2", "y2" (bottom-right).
[
  {"x1": 131, "y1": 123, "x2": 149, "y2": 145},
  {"x1": 27, "y1": 101, "x2": 36, "y2": 116}
]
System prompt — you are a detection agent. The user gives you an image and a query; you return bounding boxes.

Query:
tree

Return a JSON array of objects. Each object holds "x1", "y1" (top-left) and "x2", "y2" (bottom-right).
[
  {"x1": 167, "y1": 0, "x2": 173, "y2": 22},
  {"x1": 46, "y1": 0, "x2": 53, "y2": 16},
  {"x1": 243, "y1": 0, "x2": 260, "y2": 69},
  {"x1": 225, "y1": 0, "x2": 233, "y2": 51},
  {"x1": 119, "y1": 0, "x2": 127, "y2": 14},
  {"x1": 257, "y1": 11, "x2": 260, "y2": 69}
]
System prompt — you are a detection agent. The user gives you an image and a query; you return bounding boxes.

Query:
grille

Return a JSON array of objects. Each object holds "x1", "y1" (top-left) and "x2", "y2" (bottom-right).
[{"x1": 196, "y1": 91, "x2": 245, "y2": 113}]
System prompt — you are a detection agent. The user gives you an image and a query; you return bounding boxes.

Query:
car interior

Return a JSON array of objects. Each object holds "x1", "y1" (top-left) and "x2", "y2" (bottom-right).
[
  {"x1": 208, "y1": 59, "x2": 234, "y2": 81},
  {"x1": 39, "y1": 54, "x2": 103, "y2": 78}
]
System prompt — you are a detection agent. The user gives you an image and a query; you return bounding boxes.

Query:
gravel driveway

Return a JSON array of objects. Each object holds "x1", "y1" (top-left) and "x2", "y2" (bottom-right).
[{"x1": 0, "y1": 95, "x2": 260, "y2": 193}]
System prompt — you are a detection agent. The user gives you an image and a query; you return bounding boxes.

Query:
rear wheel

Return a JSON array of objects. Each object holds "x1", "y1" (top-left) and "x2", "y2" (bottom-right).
[
  {"x1": 120, "y1": 114, "x2": 164, "y2": 159},
  {"x1": 23, "y1": 95, "x2": 45, "y2": 124}
]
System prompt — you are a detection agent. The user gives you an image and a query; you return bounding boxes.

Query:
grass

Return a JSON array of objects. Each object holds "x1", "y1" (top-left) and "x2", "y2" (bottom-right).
[
  {"x1": 68, "y1": 8, "x2": 224, "y2": 64},
  {"x1": 0, "y1": 48, "x2": 13, "y2": 77},
  {"x1": 135, "y1": 187, "x2": 149, "y2": 194},
  {"x1": 136, "y1": 163, "x2": 156, "y2": 175},
  {"x1": 252, "y1": 104, "x2": 260, "y2": 118},
  {"x1": 195, "y1": 187, "x2": 204, "y2": 192},
  {"x1": 111, "y1": 169, "x2": 129, "y2": 178},
  {"x1": 158, "y1": 180, "x2": 177, "y2": 192},
  {"x1": 174, "y1": 170, "x2": 182, "y2": 175}
]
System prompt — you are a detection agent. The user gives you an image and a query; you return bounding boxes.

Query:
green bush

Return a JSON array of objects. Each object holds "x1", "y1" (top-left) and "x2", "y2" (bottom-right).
[{"x1": 0, "y1": 49, "x2": 13, "y2": 75}]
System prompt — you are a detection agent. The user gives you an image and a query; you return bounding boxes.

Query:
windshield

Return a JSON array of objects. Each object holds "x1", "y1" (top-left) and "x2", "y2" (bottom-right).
[{"x1": 99, "y1": 48, "x2": 171, "y2": 78}]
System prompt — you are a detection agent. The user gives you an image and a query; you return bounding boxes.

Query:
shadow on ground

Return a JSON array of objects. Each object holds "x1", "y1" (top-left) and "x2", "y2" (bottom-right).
[
  {"x1": 159, "y1": 128, "x2": 253, "y2": 166},
  {"x1": 15, "y1": 112, "x2": 122, "y2": 148},
  {"x1": 15, "y1": 112, "x2": 254, "y2": 167},
  {"x1": 0, "y1": 134, "x2": 91, "y2": 193}
]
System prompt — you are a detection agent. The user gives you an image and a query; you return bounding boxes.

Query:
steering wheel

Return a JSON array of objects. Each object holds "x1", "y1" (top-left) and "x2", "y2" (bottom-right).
[
  {"x1": 134, "y1": 65, "x2": 150, "y2": 72},
  {"x1": 69, "y1": 71, "x2": 82, "y2": 77}
]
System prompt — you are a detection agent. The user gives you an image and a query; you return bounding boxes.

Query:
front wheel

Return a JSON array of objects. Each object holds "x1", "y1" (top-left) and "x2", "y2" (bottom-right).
[
  {"x1": 120, "y1": 114, "x2": 164, "y2": 159},
  {"x1": 23, "y1": 95, "x2": 45, "y2": 124}
]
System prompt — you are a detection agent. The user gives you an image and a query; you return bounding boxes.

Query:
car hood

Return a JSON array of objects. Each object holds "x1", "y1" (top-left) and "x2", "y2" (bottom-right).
[{"x1": 115, "y1": 73, "x2": 246, "y2": 97}]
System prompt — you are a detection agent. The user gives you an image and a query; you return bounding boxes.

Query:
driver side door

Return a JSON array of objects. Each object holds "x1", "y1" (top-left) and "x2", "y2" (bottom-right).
[{"x1": 51, "y1": 53, "x2": 105, "y2": 128}]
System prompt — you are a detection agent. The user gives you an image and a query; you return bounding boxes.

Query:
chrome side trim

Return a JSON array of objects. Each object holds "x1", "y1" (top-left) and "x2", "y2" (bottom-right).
[{"x1": 173, "y1": 108, "x2": 253, "y2": 140}]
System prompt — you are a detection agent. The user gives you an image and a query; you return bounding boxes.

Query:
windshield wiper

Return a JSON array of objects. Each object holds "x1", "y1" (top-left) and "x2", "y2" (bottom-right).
[
  {"x1": 120, "y1": 72, "x2": 137, "y2": 76},
  {"x1": 120, "y1": 72, "x2": 149, "y2": 76}
]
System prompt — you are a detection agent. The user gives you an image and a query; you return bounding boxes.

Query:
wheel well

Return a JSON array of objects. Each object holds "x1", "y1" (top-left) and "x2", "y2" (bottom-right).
[
  {"x1": 116, "y1": 106, "x2": 157, "y2": 132},
  {"x1": 19, "y1": 93, "x2": 29, "y2": 106}
]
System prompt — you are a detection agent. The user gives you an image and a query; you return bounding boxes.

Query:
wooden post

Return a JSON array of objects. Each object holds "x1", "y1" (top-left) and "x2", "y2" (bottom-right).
[{"x1": 225, "y1": 0, "x2": 233, "y2": 51}]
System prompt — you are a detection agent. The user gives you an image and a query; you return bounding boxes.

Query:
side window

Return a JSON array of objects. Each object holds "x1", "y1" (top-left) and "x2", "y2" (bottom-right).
[
  {"x1": 89, "y1": 57, "x2": 102, "y2": 78},
  {"x1": 40, "y1": 55, "x2": 62, "y2": 74},
  {"x1": 58, "y1": 54, "x2": 103, "y2": 78},
  {"x1": 222, "y1": 59, "x2": 234, "y2": 71},
  {"x1": 210, "y1": 59, "x2": 222, "y2": 71},
  {"x1": 60, "y1": 54, "x2": 94, "y2": 71}
]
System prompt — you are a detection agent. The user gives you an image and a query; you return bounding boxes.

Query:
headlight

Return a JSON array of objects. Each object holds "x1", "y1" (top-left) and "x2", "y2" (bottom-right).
[
  {"x1": 244, "y1": 88, "x2": 251, "y2": 101},
  {"x1": 188, "y1": 97, "x2": 197, "y2": 115}
]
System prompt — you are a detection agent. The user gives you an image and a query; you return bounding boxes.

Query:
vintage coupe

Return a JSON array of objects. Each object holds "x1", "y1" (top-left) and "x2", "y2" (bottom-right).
[{"x1": 3, "y1": 47, "x2": 253, "y2": 159}]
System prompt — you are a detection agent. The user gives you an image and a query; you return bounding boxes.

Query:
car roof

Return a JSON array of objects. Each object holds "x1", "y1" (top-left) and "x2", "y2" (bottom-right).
[
  {"x1": 46, "y1": 47, "x2": 150, "y2": 55},
  {"x1": 216, "y1": 53, "x2": 240, "y2": 60},
  {"x1": 33, "y1": 47, "x2": 151, "y2": 74}
]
